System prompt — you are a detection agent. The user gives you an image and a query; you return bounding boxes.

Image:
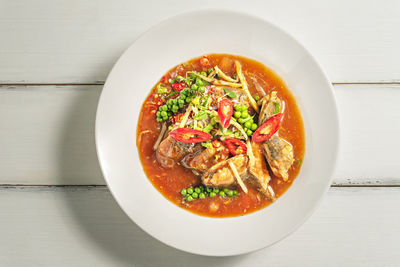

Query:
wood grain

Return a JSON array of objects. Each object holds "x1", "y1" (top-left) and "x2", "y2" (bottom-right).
[
  {"x1": 1, "y1": 84, "x2": 399, "y2": 185},
  {"x1": 1, "y1": 0, "x2": 399, "y2": 83},
  {"x1": 0, "y1": 186, "x2": 397, "y2": 266}
]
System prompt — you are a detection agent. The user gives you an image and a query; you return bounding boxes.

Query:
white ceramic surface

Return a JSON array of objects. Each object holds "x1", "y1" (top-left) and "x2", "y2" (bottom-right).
[{"x1": 96, "y1": 10, "x2": 339, "y2": 256}]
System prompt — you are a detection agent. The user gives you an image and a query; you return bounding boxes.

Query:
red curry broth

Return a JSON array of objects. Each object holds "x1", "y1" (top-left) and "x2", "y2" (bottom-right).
[{"x1": 137, "y1": 54, "x2": 305, "y2": 217}]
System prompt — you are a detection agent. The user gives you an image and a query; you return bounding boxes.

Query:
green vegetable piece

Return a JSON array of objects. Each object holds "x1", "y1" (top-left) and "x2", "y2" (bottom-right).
[
  {"x1": 192, "y1": 192, "x2": 198, "y2": 199},
  {"x1": 274, "y1": 102, "x2": 280, "y2": 114},
  {"x1": 227, "y1": 190, "x2": 234, "y2": 197},
  {"x1": 200, "y1": 71, "x2": 207, "y2": 76},
  {"x1": 238, "y1": 118, "x2": 244, "y2": 124},
  {"x1": 251, "y1": 123, "x2": 258, "y2": 131},
  {"x1": 193, "y1": 111, "x2": 208, "y2": 120},
  {"x1": 209, "y1": 192, "x2": 216, "y2": 197},
  {"x1": 224, "y1": 88, "x2": 237, "y2": 99},
  {"x1": 213, "y1": 188, "x2": 220, "y2": 193},
  {"x1": 246, "y1": 129, "x2": 253, "y2": 136},
  {"x1": 244, "y1": 121, "x2": 252, "y2": 129},
  {"x1": 233, "y1": 190, "x2": 238, "y2": 195},
  {"x1": 198, "y1": 86, "x2": 205, "y2": 93},
  {"x1": 208, "y1": 68, "x2": 213, "y2": 74},
  {"x1": 199, "y1": 193, "x2": 206, "y2": 199},
  {"x1": 191, "y1": 84, "x2": 198, "y2": 90},
  {"x1": 187, "y1": 188, "x2": 193, "y2": 194},
  {"x1": 206, "y1": 187, "x2": 212, "y2": 193},
  {"x1": 219, "y1": 191, "x2": 226, "y2": 197},
  {"x1": 186, "y1": 195, "x2": 194, "y2": 202},
  {"x1": 240, "y1": 105, "x2": 247, "y2": 111},
  {"x1": 194, "y1": 187, "x2": 201, "y2": 194},
  {"x1": 254, "y1": 95, "x2": 260, "y2": 101},
  {"x1": 234, "y1": 111, "x2": 241, "y2": 119},
  {"x1": 157, "y1": 84, "x2": 168, "y2": 94},
  {"x1": 196, "y1": 78, "x2": 204, "y2": 86},
  {"x1": 181, "y1": 189, "x2": 187, "y2": 196}
]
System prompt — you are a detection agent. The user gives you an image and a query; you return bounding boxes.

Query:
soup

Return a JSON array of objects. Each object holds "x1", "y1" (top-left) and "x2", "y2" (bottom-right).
[{"x1": 137, "y1": 54, "x2": 305, "y2": 217}]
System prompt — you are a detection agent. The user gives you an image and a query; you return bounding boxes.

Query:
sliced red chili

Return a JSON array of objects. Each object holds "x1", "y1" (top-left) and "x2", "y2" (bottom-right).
[
  {"x1": 252, "y1": 113, "x2": 284, "y2": 143},
  {"x1": 218, "y1": 99, "x2": 233, "y2": 128},
  {"x1": 224, "y1": 138, "x2": 247, "y2": 155},
  {"x1": 199, "y1": 56, "x2": 210, "y2": 67},
  {"x1": 169, "y1": 128, "x2": 212, "y2": 143},
  {"x1": 172, "y1": 82, "x2": 185, "y2": 91},
  {"x1": 212, "y1": 140, "x2": 222, "y2": 148}
]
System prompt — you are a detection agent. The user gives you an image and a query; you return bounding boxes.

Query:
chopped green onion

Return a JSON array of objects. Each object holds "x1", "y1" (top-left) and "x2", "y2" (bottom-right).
[
  {"x1": 201, "y1": 141, "x2": 212, "y2": 148},
  {"x1": 193, "y1": 111, "x2": 208, "y2": 120},
  {"x1": 157, "y1": 84, "x2": 169, "y2": 94},
  {"x1": 224, "y1": 88, "x2": 237, "y2": 99},
  {"x1": 297, "y1": 159, "x2": 302, "y2": 167},
  {"x1": 274, "y1": 102, "x2": 280, "y2": 114}
]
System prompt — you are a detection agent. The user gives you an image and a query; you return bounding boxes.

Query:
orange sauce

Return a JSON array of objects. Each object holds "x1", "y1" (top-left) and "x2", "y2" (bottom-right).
[{"x1": 137, "y1": 54, "x2": 305, "y2": 217}]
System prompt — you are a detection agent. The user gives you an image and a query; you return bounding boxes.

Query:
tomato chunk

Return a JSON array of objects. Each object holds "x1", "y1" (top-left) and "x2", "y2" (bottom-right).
[
  {"x1": 252, "y1": 113, "x2": 284, "y2": 143},
  {"x1": 224, "y1": 138, "x2": 247, "y2": 155},
  {"x1": 169, "y1": 128, "x2": 212, "y2": 143},
  {"x1": 218, "y1": 99, "x2": 233, "y2": 128}
]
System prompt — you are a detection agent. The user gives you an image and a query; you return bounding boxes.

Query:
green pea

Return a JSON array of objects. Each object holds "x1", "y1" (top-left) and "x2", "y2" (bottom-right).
[
  {"x1": 190, "y1": 73, "x2": 196, "y2": 79},
  {"x1": 199, "y1": 193, "x2": 206, "y2": 199},
  {"x1": 199, "y1": 185, "x2": 205, "y2": 191},
  {"x1": 161, "y1": 111, "x2": 167, "y2": 117},
  {"x1": 178, "y1": 99, "x2": 185, "y2": 105},
  {"x1": 234, "y1": 132, "x2": 241, "y2": 138},
  {"x1": 209, "y1": 192, "x2": 216, "y2": 197},
  {"x1": 196, "y1": 78, "x2": 204, "y2": 86},
  {"x1": 227, "y1": 190, "x2": 234, "y2": 197},
  {"x1": 251, "y1": 123, "x2": 258, "y2": 131},
  {"x1": 156, "y1": 117, "x2": 162, "y2": 122},
  {"x1": 244, "y1": 121, "x2": 252, "y2": 129},
  {"x1": 213, "y1": 188, "x2": 220, "y2": 193},
  {"x1": 238, "y1": 118, "x2": 244, "y2": 124},
  {"x1": 208, "y1": 68, "x2": 213, "y2": 74},
  {"x1": 254, "y1": 95, "x2": 260, "y2": 101},
  {"x1": 192, "y1": 192, "x2": 198, "y2": 199},
  {"x1": 241, "y1": 110, "x2": 249, "y2": 118},
  {"x1": 223, "y1": 188, "x2": 229, "y2": 193},
  {"x1": 161, "y1": 105, "x2": 168, "y2": 111},
  {"x1": 246, "y1": 129, "x2": 253, "y2": 136},
  {"x1": 234, "y1": 104, "x2": 240, "y2": 110},
  {"x1": 233, "y1": 190, "x2": 238, "y2": 195},
  {"x1": 194, "y1": 187, "x2": 201, "y2": 194},
  {"x1": 186, "y1": 195, "x2": 193, "y2": 202},
  {"x1": 191, "y1": 84, "x2": 198, "y2": 90},
  {"x1": 240, "y1": 105, "x2": 247, "y2": 111},
  {"x1": 187, "y1": 188, "x2": 193, "y2": 194},
  {"x1": 181, "y1": 189, "x2": 187, "y2": 196},
  {"x1": 234, "y1": 111, "x2": 241, "y2": 119},
  {"x1": 186, "y1": 97, "x2": 192, "y2": 103},
  {"x1": 206, "y1": 187, "x2": 212, "y2": 193},
  {"x1": 198, "y1": 86, "x2": 205, "y2": 93},
  {"x1": 219, "y1": 191, "x2": 226, "y2": 197},
  {"x1": 243, "y1": 127, "x2": 248, "y2": 132},
  {"x1": 172, "y1": 105, "x2": 179, "y2": 110},
  {"x1": 200, "y1": 71, "x2": 207, "y2": 76}
]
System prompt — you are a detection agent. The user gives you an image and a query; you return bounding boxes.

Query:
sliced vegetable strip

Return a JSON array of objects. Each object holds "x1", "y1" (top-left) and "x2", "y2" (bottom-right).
[
  {"x1": 252, "y1": 113, "x2": 284, "y2": 143},
  {"x1": 169, "y1": 128, "x2": 212, "y2": 143},
  {"x1": 228, "y1": 161, "x2": 248, "y2": 194},
  {"x1": 235, "y1": 61, "x2": 259, "y2": 112},
  {"x1": 214, "y1": 66, "x2": 239, "y2": 82}
]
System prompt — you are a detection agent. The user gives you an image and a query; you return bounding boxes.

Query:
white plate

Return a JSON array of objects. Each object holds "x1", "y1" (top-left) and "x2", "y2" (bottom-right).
[{"x1": 96, "y1": 10, "x2": 339, "y2": 256}]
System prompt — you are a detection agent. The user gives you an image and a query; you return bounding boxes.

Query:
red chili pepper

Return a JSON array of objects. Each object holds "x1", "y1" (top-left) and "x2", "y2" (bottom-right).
[
  {"x1": 252, "y1": 113, "x2": 284, "y2": 143},
  {"x1": 218, "y1": 99, "x2": 233, "y2": 128},
  {"x1": 212, "y1": 140, "x2": 222, "y2": 148},
  {"x1": 161, "y1": 76, "x2": 168, "y2": 83},
  {"x1": 169, "y1": 128, "x2": 212, "y2": 143},
  {"x1": 199, "y1": 56, "x2": 210, "y2": 67},
  {"x1": 172, "y1": 82, "x2": 185, "y2": 91},
  {"x1": 224, "y1": 138, "x2": 247, "y2": 155}
]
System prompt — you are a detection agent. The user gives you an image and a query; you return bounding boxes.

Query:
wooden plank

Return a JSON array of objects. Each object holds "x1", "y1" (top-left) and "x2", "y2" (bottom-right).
[
  {"x1": 0, "y1": 86, "x2": 103, "y2": 184},
  {"x1": 0, "y1": 84, "x2": 399, "y2": 185},
  {"x1": 0, "y1": 186, "x2": 398, "y2": 266},
  {"x1": 0, "y1": 0, "x2": 399, "y2": 83}
]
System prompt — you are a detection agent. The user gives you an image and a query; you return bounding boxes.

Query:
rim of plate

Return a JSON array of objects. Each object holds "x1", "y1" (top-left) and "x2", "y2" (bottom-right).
[{"x1": 95, "y1": 9, "x2": 340, "y2": 256}]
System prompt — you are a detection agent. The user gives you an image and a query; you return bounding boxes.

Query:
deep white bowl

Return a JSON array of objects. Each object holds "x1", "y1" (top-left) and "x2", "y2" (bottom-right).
[{"x1": 96, "y1": 10, "x2": 339, "y2": 256}]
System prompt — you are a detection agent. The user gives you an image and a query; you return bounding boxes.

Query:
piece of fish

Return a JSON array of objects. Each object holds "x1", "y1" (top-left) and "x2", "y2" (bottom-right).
[
  {"x1": 181, "y1": 144, "x2": 229, "y2": 175},
  {"x1": 156, "y1": 135, "x2": 198, "y2": 168},
  {"x1": 259, "y1": 91, "x2": 294, "y2": 181},
  {"x1": 201, "y1": 154, "x2": 248, "y2": 188}
]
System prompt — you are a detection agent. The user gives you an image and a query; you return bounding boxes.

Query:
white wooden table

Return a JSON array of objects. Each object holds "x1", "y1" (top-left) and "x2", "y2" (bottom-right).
[{"x1": 1, "y1": 1, "x2": 399, "y2": 266}]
